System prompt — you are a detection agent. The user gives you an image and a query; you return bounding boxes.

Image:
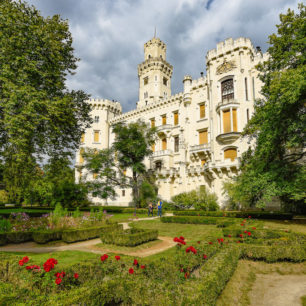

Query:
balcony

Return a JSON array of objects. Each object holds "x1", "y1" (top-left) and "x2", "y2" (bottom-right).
[
  {"x1": 216, "y1": 132, "x2": 240, "y2": 143},
  {"x1": 156, "y1": 124, "x2": 173, "y2": 134},
  {"x1": 151, "y1": 149, "x2": 173, "y2": 158},
  {"x1": 216, "y1": 99, "x2": 239, "y2": 112},
  {"x1": 189, "y1": 143, "x2": 211, "y2": 154}
]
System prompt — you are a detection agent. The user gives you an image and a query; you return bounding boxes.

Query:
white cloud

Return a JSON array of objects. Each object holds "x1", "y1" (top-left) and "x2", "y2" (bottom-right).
[{"x1": 26, "y1": 0, "x2": 300, "y2": 111}]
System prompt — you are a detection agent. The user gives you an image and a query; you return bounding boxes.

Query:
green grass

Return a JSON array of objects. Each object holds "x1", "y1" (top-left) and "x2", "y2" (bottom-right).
[
  {"x1": 301, "y1": 295, "x2": 306, "y2": 306},
  {"x1": 0, "y1": 208, "x2": 50, "y2": 213},
  {"x1": 130, "y1": 219, "x2": 224, "y2": 241},
  {"x1": 108, "y1": 213, "x2": 149, "y2": 222},
  {"x1": 95, "y1": 239, "x2": 162, "y2": 253}
]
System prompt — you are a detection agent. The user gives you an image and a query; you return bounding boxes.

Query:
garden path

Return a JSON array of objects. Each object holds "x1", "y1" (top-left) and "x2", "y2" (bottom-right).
[
  {"x1": 249, "y1": 273, "x2": 306, "y2": 306},
  {"x1": 0, "y1": 215, "x2": 176, "y2": 257}
]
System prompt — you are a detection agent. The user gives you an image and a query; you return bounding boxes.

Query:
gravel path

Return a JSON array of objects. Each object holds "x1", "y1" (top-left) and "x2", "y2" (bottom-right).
[{"x1": 0, "y1": 216, "x2": 175, "y2": 257}]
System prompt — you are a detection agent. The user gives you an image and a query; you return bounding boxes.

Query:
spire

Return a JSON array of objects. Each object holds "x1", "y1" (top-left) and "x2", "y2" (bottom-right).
[{"x1": 154, "y1": 26, "x2": 156, "y2": 38}]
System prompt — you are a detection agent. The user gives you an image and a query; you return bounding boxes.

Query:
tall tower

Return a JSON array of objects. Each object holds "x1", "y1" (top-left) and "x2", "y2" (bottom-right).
[{"x1": 137, "y1": 37, "x2": 173, "y2": 108}]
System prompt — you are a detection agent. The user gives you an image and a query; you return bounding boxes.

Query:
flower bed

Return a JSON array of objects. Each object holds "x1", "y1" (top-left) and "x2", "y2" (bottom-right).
[
  {"x1": 100, "y1": 228, "x2": 158, "y2": 246},
  {"x1": 173, "y1": 210, "x2": 294, "y2": 219}
]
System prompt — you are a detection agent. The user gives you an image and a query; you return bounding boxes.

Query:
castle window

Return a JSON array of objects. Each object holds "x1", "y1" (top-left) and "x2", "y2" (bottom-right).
[
  {"x1": 151, "y1": 118, "x2": 155, "y2": 128},
  {"x1": 94, "y1": 130, "x2": 99, "y2": 142},
  {"x1": 162, "y1": 138, "x2": 167, "y2": 150},
  {"x1": 148, "y1": 55, "x2": 151, "y2": 59},
  {"x1": 174, "y1": 111, "x2": 179, "y2": 125},
  {"x1": 252, "y1": 77, "x2": 255, "y2": 99},
  {"x1": 164, "y1": 92, "x2": 167, "y2": 99},
  {"x1": 151, "y1": 143, "x2": 155, "y2": 152},
  {"x1": 199, "y1": 130, "x2": 208, "y2": 145},
  {"x1": 222, "y1": 108, "x2": 238, "y2": 133},
  {"x1": 174, "y1": 136, "x2": 179, "y2": 152},
  {"x1": 162, "y1": 115, "x2": 167, "y2": 125},
  {"x1": 201, "y1": 159, "x2": 206, "y2": 166},
  {"x1": 81, "y1": 133, "x2": 85, "y2": 144},
  {"x1": 155, "y1": 161, "x2": 162, "y2": 171},
  {"x1": 224, "y1": 148, "x2": 237, "y2": 161},
  {"x1": 199, "y1": 104, "x2": 205, "y2": 118},
  {"x1": 79, "y1": 148, "x2": 84, "y2": 164},
  {"x1": 163, "y1": 77, "x2": 168, "y2": 86},
  {"x1": 94, "y1": 116, "x2": 99, "y2": 123},
  {"x1": 144, "y1": 77, "x2": 148, "y2": 85},
  {"x1": 233, "y1": 109, "x2": 237, "y2": 131},
  {"x1": 221, "y1": 79, "x2": 234, "y2": 102},
  {"x1": 122, "y1": 190, "x2": 125, "y2": 197},
  {"x1": 155, "y1": 75, "x2": 157, "y2": 81},
  {"x1": 144, "y1": 91, "x2": 148, "y2": 99},
  {"x1": 245, "y1": 77, "x2": 248, "y2": 101}
]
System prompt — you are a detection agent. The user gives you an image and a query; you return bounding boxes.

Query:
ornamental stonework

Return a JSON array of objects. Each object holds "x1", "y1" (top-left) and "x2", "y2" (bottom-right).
[{"x1": 216, "y1": 60, "x2": 237, "y2": 75}]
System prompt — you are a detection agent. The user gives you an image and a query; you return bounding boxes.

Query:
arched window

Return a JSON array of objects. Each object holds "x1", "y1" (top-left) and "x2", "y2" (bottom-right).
[
  {"x1": 224, "y1": 148, "x2": 237, "y2": 161},
  {"x1": 148, "y1": 54, "x2": 151, "y2": 59},
  {"x1": 221, "y1": 79, "x2": 234, "y2": 102}
]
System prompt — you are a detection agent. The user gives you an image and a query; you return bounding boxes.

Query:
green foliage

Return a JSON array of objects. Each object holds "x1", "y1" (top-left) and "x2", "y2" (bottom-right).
[
  {"x1": 62, "y1": 224, "x2": 122, "y2": 243},
  {"x1": 171, "y1": 186, "x2": 219, "y2": 210},
  {"x1": 139, "y1": 180, "x2": 157, "y2": 208},
  {"x1": 0, "y1": 0, "x2": 92, "y2": 204},
  {"x1": 72, "y1": 207, "x2": 82, "y2": 218},
  {"x1": 83, "y1": 120, "x2": 156, "y2": 208},
  {"x1": 0, "y1": 218, "x2": 11, "y2": 232},
  {"x1": 173, "y1": 210, "x2": 293, "y2": 219},
  {"x1": 100, "y1": 228, "x2": 158, "y2": 246},
  {"x1": 6, "y1": 231, "x2": 32, "y2": 243},
  {"x1": 32, "y1": 230, "x2": 62, "y2": 244},
  {"x1": 0, "y1": 190, "x2": 8, "y2": 204},
  {"x1": 227, "y1": 4, "x2": 306, "y2": 211}
]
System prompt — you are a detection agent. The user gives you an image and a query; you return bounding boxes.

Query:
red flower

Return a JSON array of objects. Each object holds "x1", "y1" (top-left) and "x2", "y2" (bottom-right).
[
  {"x1": 186, "y1": 247, "x2": 191, "y2": 253},
  {"x1": 129, "y1": 268, "x2": 134, "y2": 274},
  {"x1": 244, "y1": 231, "x2": 247, "y2": 234},
  {"x1": 247, "y1": 232, "x2": 251, "y2": 236},
  {"x1": 22, "y1": 256, "x2": 29, "y2": 263},
  {"x1": 186, "y1": 246, "x2": 197, "y2": 254},
  {"x1": 55, "y1": 278, "x2": 62, "y2": 285},
  {"x1": 26, "y1": 266, "x2": 31, "y2": 270},
  {"x1": 60, "y1": 271, "x2": 66, "y2": 277},
  {"x1": 44, "y1": 265, "x2": 51, "y2": 272},
  {"x1": 133, "y1": 259, "x2": 138, "y2": 266},
  {"x1": 208, "y1": 242, "x2": 213, "y2": 245},
  {"x1": 115, "y1": 255, "x2": 121, "y2": 261},
  {"x1": 184, "y1": 272, "x2": 189, "y2": 279},
  {"x1": 54, "y1": 272, "x2": 61, "y2": 278},
  {"x1": 140, "y1": 265, "x2": 145, "y2": 269},
  {"x1": 100, "y1": 254, "x2": 108, "y2": 262},
  {"x1": 228, "y1": 235, "x2": 231, "y2": 238},
  {"x1": 248, "y1": 216, "x2": 251, "y2": 218},
  {"x1": 197, "y1": 241, "x2": 201, "y2": 244},
  {"x1": 252, "y1": 227, "x2": 256, "y2": 230},
  {"x1": 240, "y1": 223, "x2": 245, "y2": 226},
  {"x1": 179, "y1": 236, "x2": 185, "y2": 241},
  {"x1": 19, "y1": 260, "x2": 24, "y2": 266},
  {"x1": 74, "y1": 273, "x2": 79, "y2": 279},
  {"x1": 180, "y1": 268, "x2": 184, "y2": 272},
  {"x1": 237, "y1": 241, "x2": 241, "y2": 243},
  {"x1": 243, "y1": 219, "x2": 247, "y2": 222},
  {"x1": 239, "y1": 234, "x2": 243, "y2": 238},
  {"x1": 203, "y1": 254, "x2": 207, "y2": 259}
]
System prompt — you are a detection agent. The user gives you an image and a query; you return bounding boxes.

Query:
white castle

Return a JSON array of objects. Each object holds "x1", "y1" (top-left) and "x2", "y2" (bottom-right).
[{"x1": 76, "y1": 36, "x2": 268, "y2": 206}]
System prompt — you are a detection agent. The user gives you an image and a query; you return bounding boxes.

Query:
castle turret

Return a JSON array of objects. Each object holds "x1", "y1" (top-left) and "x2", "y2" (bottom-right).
[{"x1": 137, "y1": 37, "x2": 173, "y2": 108}]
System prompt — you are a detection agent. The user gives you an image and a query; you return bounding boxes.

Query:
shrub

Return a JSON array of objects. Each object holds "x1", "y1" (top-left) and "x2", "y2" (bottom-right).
[
  {"x1": 62, "y1": 224, "x2": 122, "y2": 243},
  {"x1": 222, "y1": 227, "x2": 286, "y2": 239},
  {"x1": 161, "y1": 216, "x2": 220, "y2": 224},
  {"x1": 0, "y1": 218, "x2": 12, "y2": 232},
  {"x1": 100, "y1": 228, "x2": 158, "y2": 246},
  {"x1": 6, "y1": 231, "x2": 32, "y2": 243},
  {"x1": 171, "y1": 187, "x2": 219, "y2": 211},
  {"x1": 0, "y1": 233, "x2": 7, "y2": 246},
  {"x1": 0, "y1": 190, "x2": 8, "y2": 204},
  {"x1": 32, "y1": 230, "x2": 62, "y2": 244}
]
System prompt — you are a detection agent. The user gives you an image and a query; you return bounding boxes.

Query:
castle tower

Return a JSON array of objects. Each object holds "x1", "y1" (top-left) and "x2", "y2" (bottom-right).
[{"x1": 137, "y1": 37, "x2": 173, "y2": 108}]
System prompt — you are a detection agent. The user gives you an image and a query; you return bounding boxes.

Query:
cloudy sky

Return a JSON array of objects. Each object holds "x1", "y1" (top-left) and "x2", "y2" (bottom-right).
[{"x1": 26, "y1": 0, "x2": 299, "y2": 112}]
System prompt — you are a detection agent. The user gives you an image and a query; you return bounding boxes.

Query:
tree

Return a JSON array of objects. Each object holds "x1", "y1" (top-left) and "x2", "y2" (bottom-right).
[
  {"x1": 83, "y1": 121, "x2": 156, "y2": 209},
  {"x1": 227, "y1": 4, "x2": 306, "y2": 211},
  {"x1": 0, "y1": 1, "x2": 92, "y2": 203}
]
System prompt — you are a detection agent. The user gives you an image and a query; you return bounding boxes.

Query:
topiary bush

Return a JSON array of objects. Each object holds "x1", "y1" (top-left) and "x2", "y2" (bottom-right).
[
  {"x1": 32, "y1": 230, "x2": 62, "y2": 244},
  {"x1": 6, "y1": 231, "x2": 32, "y2": 243}
]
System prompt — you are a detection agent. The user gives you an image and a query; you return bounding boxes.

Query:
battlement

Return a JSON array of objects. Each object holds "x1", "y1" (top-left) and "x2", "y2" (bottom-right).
[
  {"x1": 206, "y1": 37, "x2": 257, "y2": 62},
  {"x1": 144, "y1": 37, "x2": 166, "y2": 49},
  {"x1": 88, "y1": 98, "x2": 122, "y2": 113}
]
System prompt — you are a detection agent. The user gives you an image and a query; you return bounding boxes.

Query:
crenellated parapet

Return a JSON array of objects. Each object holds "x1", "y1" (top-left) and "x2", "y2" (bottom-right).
[
  {"x1": 88, "y1": 98, "x2": 122, "y2": 115},
  {"x1": 138, "y1": 57, "x2": 173, "y2": 78}
]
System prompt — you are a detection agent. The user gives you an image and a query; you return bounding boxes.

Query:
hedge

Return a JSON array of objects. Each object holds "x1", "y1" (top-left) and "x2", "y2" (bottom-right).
[
  {"x1": 100, "y1": 228, "x2": 158, "y2": 246},
  {"x1": 222, "y1": 227, "x2": 288, "y2": 239},
  {"x1": 174, "y1": 210, "x2": 294, "y2": 220},
  {"x1": 6, "y1": 231, "x2": 33, "y2": 243},
  {"x1": 161, "y1": 215, "x2": 236, "y2": 226},
  {"x1": 62, "y1": 224, "x2": 123, "y2": 243},
  {"x1": 32, "y1": 230, "x2": 62, "y2": 244},
  {"x1": 0, "y1": 233, "x2": 6, "y2": 246}
]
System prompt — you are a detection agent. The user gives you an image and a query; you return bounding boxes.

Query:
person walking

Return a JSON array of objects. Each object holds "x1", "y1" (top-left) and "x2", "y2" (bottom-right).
[
  {"x1": 157, "y1": 200, "x2": 163, "y2": 217},
  {"x1": 148, "y1": 202, "x2": 153, "y2": 217}
]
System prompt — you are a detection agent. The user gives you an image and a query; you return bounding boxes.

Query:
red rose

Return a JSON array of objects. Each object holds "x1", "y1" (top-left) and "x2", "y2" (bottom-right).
[
  {"x1": 197, "y1": 241, "x2": 200, "y2": 244},
  {"x1": 129, "y1": 268, "x2": 134, "y2": 274},
  {"x1": 54, "y1": 272, "x2": 61, "y2": 278},
  {"x1": 252, "y1": 227, "x2": 256, "y2": 230},
  {"x1": 244, "y1": 231, "x2": 247, "y2": 233},
  {"x1": 44, "y1": 265, "x2": 51, "y2": 272},
  {"x1": 239, "y1": 234, "x2": 243, "y2": 238},
  {"x1": 237, "y1": 241, "x2": 241, "y2": 243},
  {"x1": 203, "y1": 254, "x2": 207, "y2": 259},
  {"x1": 180, "y1": 268, "x2": 184, "y2": 272},
  {"x1": 22, "y1": 256, "x2": 29, "y2": 263},
  {"x1": 115, "y1": 256, "x2": 121, "y2": 261},
  {"x1": 208, "y1": 242, "x2": 213, "y2": 245},
  {"x1": 26, "y1": 266, "x2": 31, "y2": 270},
  {"x1": 133, "y1": 259, "x2": 138, "y2": 266},
  {"x1": 60, "y1": 271, "x2": 66, "y2": 277},
  {"x1": 186, "y1": 247, "x2": 191, "y2": 253},
  {"x1": 228, "y1": 235, "x2": 231, "y2": 238},
  {"x1": 248, "y1": 216, "x2": 251, "y2": 218},
  {"x1": 240, "y1": 223, "x2": 244, "y2": 226},
  {"x1": 140, "y1": 265, "x2": 145, "y2": 269},
  {"x1": 100, "y1": 254, "x2": 108, "y2": 262},
  {"x1": 74, "y1": 273, "x2": 79, "y2": 279},
  {"x1": 179, "y1": 236, "x2": 185, "y2": 241},
  {"x1": 19, "y1": 260, "x2": 24, "y2": 266},
  {"x1": 247, "y1": 232, "x2": 251, "y2": 236},
  {"x1": 184, "y1": 272, "x2": 189, "y2": 279},
  {"x1": 55, "y1": 278, "x2": 62, "y2": 285}
]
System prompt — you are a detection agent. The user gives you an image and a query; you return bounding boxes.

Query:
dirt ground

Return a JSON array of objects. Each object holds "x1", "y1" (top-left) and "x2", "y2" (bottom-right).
[{"x1": 249, "y1": 274, "x2": 306, "y2": 306}]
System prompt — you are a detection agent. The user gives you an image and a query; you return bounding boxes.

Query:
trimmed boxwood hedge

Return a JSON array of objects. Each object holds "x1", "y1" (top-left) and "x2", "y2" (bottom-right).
[
  {"x1": 0, "y1": 233, "x2": 6, "y2": 246},
  {"x1": 62, "y1": 224, "x2": 123, "y2": 243},
  {"x1": 222, "y1": 227, "x2": 287, "y2": 239},
  {"x1": 32, "y1": 230, "x2": 62, "y2": 244},
  {"x1": 161, "y1": 215, "x2": 235, "y2": 226},
  {"x1": 6, "y1": 231, "x2": 33, "y2": 243},
  {"x1": 174, "y1": 210, "x2": 294, "y2": 220},
  {"x1": 100, "y1": 228, "x2": 158, "y2": 246}
]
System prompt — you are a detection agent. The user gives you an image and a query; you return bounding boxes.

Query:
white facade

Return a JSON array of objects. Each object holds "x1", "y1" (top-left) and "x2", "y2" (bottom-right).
[{"x1": 76, "y1": 36, "x2": 268, "y2": 207}]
